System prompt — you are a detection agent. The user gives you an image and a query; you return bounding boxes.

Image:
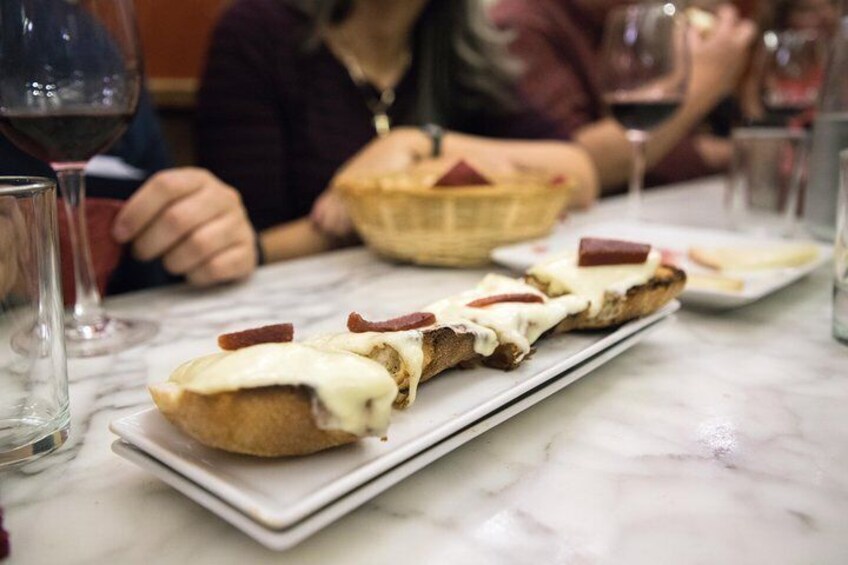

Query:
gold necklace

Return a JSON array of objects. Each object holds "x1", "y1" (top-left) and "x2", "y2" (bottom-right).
[{"x1": 331, "y1": 34, "x2": 412, "y2": 137}]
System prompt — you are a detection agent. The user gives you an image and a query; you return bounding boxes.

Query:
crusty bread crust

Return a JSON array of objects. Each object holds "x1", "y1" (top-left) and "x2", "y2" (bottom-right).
[
  {"x1": 149, "y1": 384, "x2": 356, "y2": 457},
  {"x1": 483, "y1": 343, "x2": 524, "y2": 371},
  {"x1": 527, "y1": 265, "x2": 686, "y2": 331},
  {"x1": 389, "y1": 326, "x2": 480, "y2": 406}
]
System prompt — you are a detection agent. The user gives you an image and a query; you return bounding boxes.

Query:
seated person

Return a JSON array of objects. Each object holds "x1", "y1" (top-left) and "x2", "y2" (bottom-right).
[
  {"x1": 196, "y1": 0, "x2": 602, "y2": 262},
  {"x1": 490, "y1": 0, "x2": 757, "y2": 192},
  {"x1": 0, "y1": 89, "x2": 259, "y2": 295}
]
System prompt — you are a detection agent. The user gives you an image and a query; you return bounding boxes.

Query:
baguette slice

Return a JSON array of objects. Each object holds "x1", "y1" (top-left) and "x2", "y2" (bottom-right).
[
  {"x1": 149, "y1": 343, "x2": 398, "y2": 457},
  {"x1": 310, "y1": 325, "x2": 484, "y2": 407},
  {"x1": 528, "y1": 265, "x2": 686, "y2": 330},
  {"x1": 150, "y1": 383, "x2": 356, "y2": 457},
  {"x1": 688, "y1": 244, "x2": 819, "y2": 271}
]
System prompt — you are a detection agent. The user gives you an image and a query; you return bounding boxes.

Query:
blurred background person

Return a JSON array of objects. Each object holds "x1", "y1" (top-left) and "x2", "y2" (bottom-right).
[
  {"x1": 490, "y1": 0, "x2": 757, "y2": 193},
  {"x1": 196, "y1": 0, "x2": 602, "y2": 263}
]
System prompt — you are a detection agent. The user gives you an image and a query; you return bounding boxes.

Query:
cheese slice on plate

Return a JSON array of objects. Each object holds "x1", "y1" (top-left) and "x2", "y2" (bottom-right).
[{"x1": 688, "y1": 243, "x2": 819, "y2": 271}]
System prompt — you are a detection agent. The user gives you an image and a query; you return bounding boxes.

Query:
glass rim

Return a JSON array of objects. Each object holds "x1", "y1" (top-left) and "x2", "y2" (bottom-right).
[
  {"x1": 0, "y1": 176, "x2": 56, "y2": 197},
  {"x1": 731, "y1": 127, "x2": 807, "y2": 140}
]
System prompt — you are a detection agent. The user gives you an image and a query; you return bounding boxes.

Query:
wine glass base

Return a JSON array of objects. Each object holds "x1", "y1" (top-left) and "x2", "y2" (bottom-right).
[{"x1": 64, "y1": 317, "x2": 158, "y2": 358}]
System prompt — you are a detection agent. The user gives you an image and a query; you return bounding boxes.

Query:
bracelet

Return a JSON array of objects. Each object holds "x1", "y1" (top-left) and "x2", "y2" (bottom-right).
[{"x1": 422, "y1": 123, "x2": 443, "y2": 158}]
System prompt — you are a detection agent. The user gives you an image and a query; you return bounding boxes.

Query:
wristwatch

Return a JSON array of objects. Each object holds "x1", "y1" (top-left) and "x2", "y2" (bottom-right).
[{"x1": 421, "y1": 123, "x2": 443, "y2": 158}]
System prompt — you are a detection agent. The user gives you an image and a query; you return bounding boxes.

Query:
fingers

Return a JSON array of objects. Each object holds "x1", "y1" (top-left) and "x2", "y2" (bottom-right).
[
  {"x1": 113, "y1": 167, "x2": 258, "y2": 286},
  {"x1": 186, "y1": 244, "x2": 256, "y2": 287},
  {"x1": 310, "y1": 190, "x2": 354, "y2": 238},
  {"x1": 113, "y1": 168, "x2": 212, "y2": 243},
  {"x1": 162, "y1": 211, "x2": 253, "y2": 275},
  {"x1": 125, "y1": 171, "x2": 244, "y2": 262}
]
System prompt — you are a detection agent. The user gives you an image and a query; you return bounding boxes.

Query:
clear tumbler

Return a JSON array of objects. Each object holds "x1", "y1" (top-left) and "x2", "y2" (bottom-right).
[{"x1": 0, "y1": 178, "x2": 69, "y2": 466}]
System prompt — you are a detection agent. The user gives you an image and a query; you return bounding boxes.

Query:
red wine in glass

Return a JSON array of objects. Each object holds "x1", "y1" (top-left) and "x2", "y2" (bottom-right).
[
  {"x1": 0, "y1": 110, "x2": 133, "y2": 164},
  {"x1": 760, "y1": 30, "x2": 826, "y2": 126},
  {"x1": 607, "y1": 98, "x2": 683, "y2": 132},
  {"x1": 600, "y1": 4, "x2": 689, "y2": 219},
  {"x1": 0, "y1": 0, "x2": 157, "y2": 357}
]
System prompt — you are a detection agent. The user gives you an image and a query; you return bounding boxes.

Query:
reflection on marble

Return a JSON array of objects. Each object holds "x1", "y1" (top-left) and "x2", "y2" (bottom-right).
[{"x1": 2, "y1": 179, "x2": 848, "y2": 564}]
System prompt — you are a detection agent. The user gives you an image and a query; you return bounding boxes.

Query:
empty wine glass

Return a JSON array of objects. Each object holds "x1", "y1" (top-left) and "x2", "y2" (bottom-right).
[
  {"x1": 600, "y1": 3, "x2": 689, "y2": 219},
  {"x1": 0, "y1": 0, "x2": 157, "y2": 357}
]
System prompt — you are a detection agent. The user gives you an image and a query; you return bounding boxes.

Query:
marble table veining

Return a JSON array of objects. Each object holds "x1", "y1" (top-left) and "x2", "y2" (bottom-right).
[{"x1": 2, "y1": 178, "x2": 847, "y2": 564}]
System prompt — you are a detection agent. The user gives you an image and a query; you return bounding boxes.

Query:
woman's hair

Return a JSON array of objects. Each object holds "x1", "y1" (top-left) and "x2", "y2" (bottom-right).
[{"x1": 283, "y1": 0, "x2": 521, "y2": 128}]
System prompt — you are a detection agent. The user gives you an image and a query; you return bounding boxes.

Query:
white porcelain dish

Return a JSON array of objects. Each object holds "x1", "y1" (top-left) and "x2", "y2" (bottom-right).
[
  {"x1": 111, "y1": 303, "x2": 676, "y2": 535},
  {"x1": 491, "y1": 221, "x2": 831, "y2": 309},
  {"x1": 111, "y1": 308, "x2": 673, "y2": 551}
]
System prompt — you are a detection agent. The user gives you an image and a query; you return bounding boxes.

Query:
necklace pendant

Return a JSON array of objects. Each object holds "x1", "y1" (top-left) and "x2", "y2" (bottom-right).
[{"x1": 374, "y1": 113, "x2": 391, "y2": 137}]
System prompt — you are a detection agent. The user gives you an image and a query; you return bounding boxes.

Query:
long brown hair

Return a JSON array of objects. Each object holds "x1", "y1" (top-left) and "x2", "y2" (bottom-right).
[{"x1": 283, "y1": 0, "x2": 521, "y2": 128}]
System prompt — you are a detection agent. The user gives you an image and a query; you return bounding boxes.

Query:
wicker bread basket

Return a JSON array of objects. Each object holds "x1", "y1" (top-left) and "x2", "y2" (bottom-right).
[{"x1": 337, "y1": 170, "x2": 571, "y2": 267}]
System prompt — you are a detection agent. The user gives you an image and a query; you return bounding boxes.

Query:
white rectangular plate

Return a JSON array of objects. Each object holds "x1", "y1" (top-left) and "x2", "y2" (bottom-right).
[
  {"x1": 110, "y1": 303, "x2": 677, "y2": 533},
  {"x1": 491, "y1": 221, "x2": 832, "y2": 309},
  {"x1": 111, "y1": 311, "x2": 671, "y2": 551}
]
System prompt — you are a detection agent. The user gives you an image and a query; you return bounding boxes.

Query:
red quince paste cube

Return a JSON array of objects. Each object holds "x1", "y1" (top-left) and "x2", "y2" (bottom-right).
[
  {"x1": 433, "y1": 160, "x2": 492, "y2": 188},
  {"x1": 578, "y1": 237, "x2": 651, "y2": 267}
]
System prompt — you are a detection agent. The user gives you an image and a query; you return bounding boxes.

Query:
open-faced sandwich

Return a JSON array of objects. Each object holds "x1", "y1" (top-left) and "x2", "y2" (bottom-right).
[
  {"x1": 149, "y1": 324, "x2": 398, "y2": 457},
  {"x1": 424, "y1": 274, "x2": 588, "y2": 369},
  {"x1": 527, "y1": 237, "x2": 686, "y2": 330},
  {"x1": 309, "y1": 313, "x2": 493, "y2": 408}
]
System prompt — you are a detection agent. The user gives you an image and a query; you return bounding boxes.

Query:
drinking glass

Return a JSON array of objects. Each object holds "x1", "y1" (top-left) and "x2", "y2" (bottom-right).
[
  {"x1": 760, "y1": 30, "x2": 827, "y2": 126},
  {"x1": 600, "y1": 3, "x2": 689, "y2": 219},
  {"x1": 0, "y1": 178, "x2": 69, "y2": 467},
  {"x1": 834, "y1": 149, "x2": 848, "y2": 344},
  {"x1": 0, "y1": 0, "x2": 157, "y2": 357},
  {"x1": 726, "y1": 128, "x2": 807, "y2": 237}
]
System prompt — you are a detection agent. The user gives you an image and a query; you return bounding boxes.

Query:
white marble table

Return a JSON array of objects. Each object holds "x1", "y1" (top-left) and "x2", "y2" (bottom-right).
[{"x1": 3, "y1": 179, "x2": 847, "y2": 564}]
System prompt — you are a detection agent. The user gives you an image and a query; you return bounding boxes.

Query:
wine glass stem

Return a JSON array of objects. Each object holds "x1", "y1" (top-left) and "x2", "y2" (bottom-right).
[
  {"x1": 626, "y1": 132, "x2": 648, "y2": 220},
  {"x1": 55, "y1": 167, "x2": 107, "y2": 330}
]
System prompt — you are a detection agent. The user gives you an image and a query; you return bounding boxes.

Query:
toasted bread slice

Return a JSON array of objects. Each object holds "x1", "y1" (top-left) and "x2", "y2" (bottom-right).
[
  {"x1": 149, "y1": 383, "x2": 356, "y2": 457},
  {"x1": 528, "y1": 265, "x2": 686, "y2": 330},
  {"x1": 321, "y1": 326, "x2": 482, "y2": 407}
]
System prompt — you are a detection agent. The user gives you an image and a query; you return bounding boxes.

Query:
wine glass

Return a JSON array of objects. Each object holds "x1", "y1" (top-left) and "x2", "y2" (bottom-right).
[
  {"x1": 760, "y1": 29, "x2": 827, "y2": 126},
  {"x1": 600, "y1": 3, "x2": 689, "y2": 219},
  {"x1": 0, "y1": 0, "x2": 157, "y2": 357}
]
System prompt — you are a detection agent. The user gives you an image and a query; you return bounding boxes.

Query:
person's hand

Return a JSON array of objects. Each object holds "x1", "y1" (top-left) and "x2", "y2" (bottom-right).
[
  {"x1": 112, "y1": 168, "x2": 258, "y2": 287},
  {"x1": 310, "y1": 189, "x2": 355, "y2": 239},
  {"x1": 693, "y1": 133, "x2": 733, "y2": 170},
  {"x1": 688, "y1": 5, "x2": 757, "y2": 108}
]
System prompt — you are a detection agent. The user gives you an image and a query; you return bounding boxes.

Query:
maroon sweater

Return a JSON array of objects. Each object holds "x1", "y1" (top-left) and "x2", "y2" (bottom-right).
[
  {"x1": 197, "y1": 0, "x2": 562, "y2": 231},
  {"x1": 491, "y1": 0, "x2": 719, "y2": 188}
]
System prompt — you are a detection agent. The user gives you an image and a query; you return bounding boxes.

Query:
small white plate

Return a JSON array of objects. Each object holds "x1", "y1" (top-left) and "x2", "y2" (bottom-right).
[
  {"x1": 111, "y1": 303, "x2": 677, "y2": 536},
  {"x1": 111, "y1": 311, "x2": 672, "y2": 551},
  {"x1": 491, "y1": 221, "x2": 832, "y2": 309}
]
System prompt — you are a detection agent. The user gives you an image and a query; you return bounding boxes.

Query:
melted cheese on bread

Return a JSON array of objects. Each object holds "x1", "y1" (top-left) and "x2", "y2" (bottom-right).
[
  {"x1": 425, "y1": 274, "x2": 588, "y2": 362},
  {"x1": 167, "y1": 343, "x2": 398, "y2": 437},
  {"x1": 529, "y1": 250, "x2": 661, "y2": 317}
]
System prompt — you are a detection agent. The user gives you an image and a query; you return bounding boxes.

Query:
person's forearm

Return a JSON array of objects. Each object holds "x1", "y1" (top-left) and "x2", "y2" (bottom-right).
[
  {"x1": 575, "y1": 89, "x2": 721, "y2": 191},
  {"x1": 442, "y1": 133, "x2": 600, "y2": 208},
  {"x1": 259, "y1": 217, "x2": 338, "y2": 263}
]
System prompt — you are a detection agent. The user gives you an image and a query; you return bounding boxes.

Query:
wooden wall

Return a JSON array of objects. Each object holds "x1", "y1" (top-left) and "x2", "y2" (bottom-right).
[{"x1": 135, "y1": 0, "x2": 231, "y2": 107}]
